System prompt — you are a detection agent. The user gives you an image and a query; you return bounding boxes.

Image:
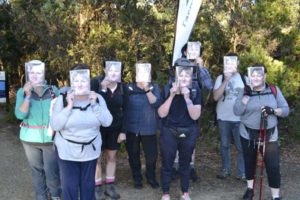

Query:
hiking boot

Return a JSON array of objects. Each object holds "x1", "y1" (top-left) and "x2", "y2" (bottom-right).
[
  {"x1": 95, "y1": 185, "x2": 105, "y2": 200},
  {"x1": 243, "y1": 188, "x2": 254, "y2": 200},
  {"x1": 161, "y1": 194, "x2": 170, "y2": 200},
  {"x1": 134, "y1": 180, "x2": 143, "y2": 189},
  {"x1": 180, "y1": 192, "x2": 191, "y2": 200},
  {"x1": 190, "y1": 168, "x2": 199, "y2": 182},
  {"x1": 104, "y1": 183, "x2": 120, "y2": 199},
  {"x1": 216, "y1": 170, "x2": 231, "y2": 179},
  {"x1": 147, "y1": 179, "x2": 159, "y2": 189}
]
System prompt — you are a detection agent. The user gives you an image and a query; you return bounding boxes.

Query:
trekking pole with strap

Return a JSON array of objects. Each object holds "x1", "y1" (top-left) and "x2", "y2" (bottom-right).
[
  {"x1": 251, "y1": 113, "x2": 267, "y2": 200},
  {"x1": 259, "y1": 114, "x2": 268, "y2": 200}
]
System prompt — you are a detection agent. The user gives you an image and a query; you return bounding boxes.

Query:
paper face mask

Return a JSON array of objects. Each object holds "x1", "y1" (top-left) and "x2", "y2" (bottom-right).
[
  {"x1": 135, "y1": 63, "x2": 151, "y2": 83},
  {"x1": 187, "y1": 41, "x2": 201, "y2": 60},
  {"x1": 248, "y1": 66, "x2": 265, "y2": 89},
  {"x1": 223, "y1": 56, "x2": 238, "y2": 74},
  {"x1": 70, "y1": 69, "x2": 91, "y2": 96},
  {"x1": 25, "y1": 60, "x2": 45, "y2": 86},
  {"x1": 175, "y1": 66, "x2": 193, "y2": 88},
  {"x1": 105, "y1": 61, "x2": 122, "y2": 82}
]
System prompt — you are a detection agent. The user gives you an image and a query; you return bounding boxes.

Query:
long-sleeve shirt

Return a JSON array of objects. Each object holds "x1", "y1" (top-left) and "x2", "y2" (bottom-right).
[
  {"x1": 197, "y1": 66, "x2": 213, "y2": 90},
  {"x1": 234, "y1": 85, "x2": 289, "y2": 141},
  {"x1": 50, "y1": 94, "x2": 112, "y2": 161}
]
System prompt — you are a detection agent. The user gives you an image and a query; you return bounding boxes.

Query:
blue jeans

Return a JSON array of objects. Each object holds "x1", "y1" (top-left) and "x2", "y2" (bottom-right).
[
  {"x1": 218, "y1": 120, "x2": 245, "y2": 177},
  {"x1": 22, "y1": 142, "x2": 61, "y2": 200}
]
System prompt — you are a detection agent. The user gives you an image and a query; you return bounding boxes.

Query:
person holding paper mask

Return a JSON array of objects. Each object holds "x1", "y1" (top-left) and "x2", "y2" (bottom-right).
[
  {"x1": 124, "y1": 61, "x2": 161, "y2": 189},
  {"x1": 51, "y1": 64, "x2": 112, "y2": 200},
  {"x1": 159, "y1": 65, "x2": 201, "y2": 200},
  {"x1": 91, "y1": 61, "x2": 127, "y2": 200},
  {"x1": 234, "y1": 65, "x2": 289, "y2": 200},
  {"x1": 213, "y1": 53, "x2": 246, "y2": 180},
  {"x1": 15, "y1": 60, "x2": 61, "y2": 200}
]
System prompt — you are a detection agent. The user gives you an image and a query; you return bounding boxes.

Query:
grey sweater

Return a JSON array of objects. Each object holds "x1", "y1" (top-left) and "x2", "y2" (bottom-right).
[
  {"x1": 50, "y1": 94, "x2": 112, "y2": 161},
  {"x1": 234, "y1": 86, "x2": 289, "y2": 141}
]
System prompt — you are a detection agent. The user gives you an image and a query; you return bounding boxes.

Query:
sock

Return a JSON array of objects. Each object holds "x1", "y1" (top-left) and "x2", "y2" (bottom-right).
[
  {"x1": 106, "y1": 176, "x2": 115, "y2": 184},
  {"x1": 95, "y1": 178, "x2": 102, "y2": 186}
]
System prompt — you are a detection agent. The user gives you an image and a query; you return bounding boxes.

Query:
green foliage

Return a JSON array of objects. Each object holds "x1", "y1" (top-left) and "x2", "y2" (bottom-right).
[{"x1": 0, "y1": 0, "x2": 299, "y2": 139}]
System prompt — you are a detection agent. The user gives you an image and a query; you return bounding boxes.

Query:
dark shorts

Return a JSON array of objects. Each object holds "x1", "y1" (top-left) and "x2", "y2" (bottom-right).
[{"x1": 101, "y1": 127, "x2": 121, "y2": 151}]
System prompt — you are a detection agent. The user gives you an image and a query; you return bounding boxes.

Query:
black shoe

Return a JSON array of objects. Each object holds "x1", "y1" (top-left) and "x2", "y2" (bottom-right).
[
  {"x1": 95, "y1": 185, "x2": 105, "y2": 200},
  {"x1": 134, "y1": 180, "x2": 143, "y2": 189},
  {"x1": 243, "y1": 188, "x2": 254, "y2": 200},
  {"x1": 147, "y1": 179, "x2": 160, "y2": 189},
  {"x1": 272, "y1": 198, "x2": 281, "y2": 200},
  {"x1": 104, "y1": 183, "x2": 120, "y2": 199},
  {"x1": 190, "y1": 168, "x2": 199, "y2": 182},
  {"x1": 216, "y1": 170, "x2": 231, "y2": 179}
]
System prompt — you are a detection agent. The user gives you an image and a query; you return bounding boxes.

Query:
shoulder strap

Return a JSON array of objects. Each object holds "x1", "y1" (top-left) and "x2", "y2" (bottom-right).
[
  {"x1": 239, "y1": 73, "x2": 247, "y2": 86},
  {"x1": 269, "y1": 84, "x2": 277, "y2": 97},
  {"x1": 49, "y1": 86, "x2": 56, "y2": 99}
]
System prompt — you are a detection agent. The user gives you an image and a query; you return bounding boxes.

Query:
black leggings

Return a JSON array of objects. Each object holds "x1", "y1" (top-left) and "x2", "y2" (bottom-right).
[{"x1": 241, "y1": 137, "x2": 280, "y2": 188}]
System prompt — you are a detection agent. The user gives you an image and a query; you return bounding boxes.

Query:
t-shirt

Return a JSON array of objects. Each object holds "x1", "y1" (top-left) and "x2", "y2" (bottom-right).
[
  {"x1": 214, "y1": 73, "x2": 245, "y2": 122},
  {"x1": 161, "y1": 84, "x2": 201, "y2": 127}
]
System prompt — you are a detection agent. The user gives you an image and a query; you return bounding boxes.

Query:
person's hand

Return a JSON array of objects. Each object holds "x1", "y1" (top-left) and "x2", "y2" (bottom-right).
[
  {"x1": 23, "y1": 82, "x2": 32, "y2": 97},
  {"x1": 140, "y1": 82, "x2": 149, "y2": 91},
  {"x1": 101, "y1": 78, "x2": 110, "y2": 91},
  {"x1": 117, "y1": 133, "x2": 126, "y2": 143},
  {"x1": 170, "y1": 82, "x2": 179, "y2": 97},
  {"x1": 223, "y1": 72, "x2": 233, "y2": 82},
  {"x1": 89, "y1": 91, "x2": 98, "y2": 105},
  {"x1": 262, "y1": 106, "x2": 275, "y2": 116},
  {"x1": 195, "y1": 57, "x2": 204, "y2": 67},
  {"x1": 180, "y1": 87, "x2": 190, "y2": 100},
  {"x1": 242, "y1": 96, "x2": 250, "y2": 105},
  {"x1": 66, "y1": 91, "x2": 74, "y2": 109}
]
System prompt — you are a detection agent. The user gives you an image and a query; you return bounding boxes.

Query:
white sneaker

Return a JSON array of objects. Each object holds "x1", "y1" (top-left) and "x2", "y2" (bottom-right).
[
  {"x1": 161, "y1": 194, "x2": 170, "y2": 200},
  {"x1": 180, "y1": 192, "x2": 191, "y2": 200}
]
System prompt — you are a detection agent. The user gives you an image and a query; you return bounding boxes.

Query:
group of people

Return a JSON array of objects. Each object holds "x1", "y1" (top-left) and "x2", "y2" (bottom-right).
[{"x1": 15, "y1": 48, "x2": 289, "y2": 200}]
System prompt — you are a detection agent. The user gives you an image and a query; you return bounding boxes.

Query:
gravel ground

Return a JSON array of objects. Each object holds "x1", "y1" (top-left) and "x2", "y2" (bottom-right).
[{"x1": 1, "y1": 111, "x2": 299, "y2": 200}]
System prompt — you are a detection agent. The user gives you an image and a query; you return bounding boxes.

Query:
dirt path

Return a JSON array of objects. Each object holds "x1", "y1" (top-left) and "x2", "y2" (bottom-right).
[{"x1": 1, "y1": 111, "x2": 300, "y2": 200}]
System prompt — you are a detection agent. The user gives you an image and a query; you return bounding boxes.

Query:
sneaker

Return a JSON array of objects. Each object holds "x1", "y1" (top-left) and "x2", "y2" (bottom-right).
[
  {"x1": 161, "y1": 194, "x2": 170, "y2": 200},
  {"x1": 216, "y1": 170, "x2": 231, "y2": 179},
  {"x1": 95, "y1": 185, "x2": 105, "y2": 200},
  {"x1": 104, "y1": 183, "x2": 120, "y2": 199},
  {"x1": 180, "y1": 192, "x2": 191, "y2": 200},
  {"x1": 242, "y1": 188, "x2": 254, "y2": 200},
  {"x1": 236, "y1": 174, "x2": 246, "y2": 181},
  {"x1": 190, "y1": 168, "x2": 199, "y2": 182}
]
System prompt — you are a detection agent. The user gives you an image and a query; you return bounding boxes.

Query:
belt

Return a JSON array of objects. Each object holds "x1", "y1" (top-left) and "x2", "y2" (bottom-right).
[{"x1": 20, "y1": 122, "x2": 48, "y2": 129}]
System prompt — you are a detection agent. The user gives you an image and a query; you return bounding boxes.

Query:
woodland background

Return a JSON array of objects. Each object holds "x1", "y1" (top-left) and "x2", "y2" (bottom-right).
[{"x1": 0, "y1": 0, "x2": 299, "y2": 140}]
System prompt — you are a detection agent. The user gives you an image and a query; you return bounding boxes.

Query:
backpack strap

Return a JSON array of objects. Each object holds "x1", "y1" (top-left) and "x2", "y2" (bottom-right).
[
  {"x1": 49, "y1": 86, "x2": 56, "y2": 99},
  {"x1": 269, "y1": 84, "x2": 277, "y2": 97}
]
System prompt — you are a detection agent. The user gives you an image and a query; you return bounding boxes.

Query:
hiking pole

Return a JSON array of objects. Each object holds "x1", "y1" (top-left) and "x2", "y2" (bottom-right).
[
  {"x1": 251, "y1": 113, "x2": 265, "y2": 200},
  {"x1": 259, "y1": 114, "x2": 268, "y2": 200}
]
